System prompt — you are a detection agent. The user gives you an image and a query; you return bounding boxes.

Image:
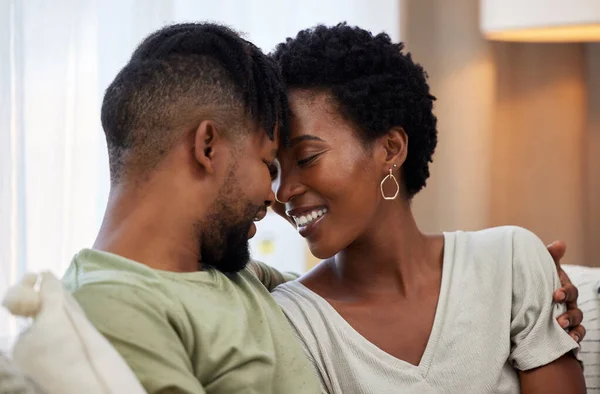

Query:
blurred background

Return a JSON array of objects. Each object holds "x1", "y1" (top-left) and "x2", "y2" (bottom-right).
[{"x1": 0, "y1": 0, "x2": 598, "y2": 342}]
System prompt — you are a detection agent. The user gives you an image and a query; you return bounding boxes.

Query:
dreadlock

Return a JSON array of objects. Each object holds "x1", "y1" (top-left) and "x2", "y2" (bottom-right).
[{"x1": 101, "y1": 22, "x2": 288, "y2": 182}]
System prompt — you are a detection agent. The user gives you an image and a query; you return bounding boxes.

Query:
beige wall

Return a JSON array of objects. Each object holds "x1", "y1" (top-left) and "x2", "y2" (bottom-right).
[
  {"x1": 401, "y1": 0, "x2": 598, "y2": 267},
  {"x1": 402, "y1": 0, "x2": 495, "y2": 233},
  {"x1": 490, "y1": 43, "x2": 587, "y2": 266},
  {"x1": 586, "y1": 43, "x2": 600, "y2": 265}
]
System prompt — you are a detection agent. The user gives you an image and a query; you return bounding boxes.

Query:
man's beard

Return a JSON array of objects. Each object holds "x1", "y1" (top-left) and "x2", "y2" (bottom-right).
[{"x1": 197, "y1": 170, "x2": 263, "y2": 274}]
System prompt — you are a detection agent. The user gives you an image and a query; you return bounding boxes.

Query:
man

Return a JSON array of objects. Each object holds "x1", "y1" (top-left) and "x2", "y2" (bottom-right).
[
  {"x1": 62, "y1": 23, "x2": 319, "y2": 393},
  {"x1": 63, "y1": 22, "x2": 583, "y2": 394}
]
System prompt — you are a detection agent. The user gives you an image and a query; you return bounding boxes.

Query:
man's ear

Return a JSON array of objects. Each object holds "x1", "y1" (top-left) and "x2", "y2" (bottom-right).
[{"x1": 193, "y1": 120, "x2": 222, "y2": 175}]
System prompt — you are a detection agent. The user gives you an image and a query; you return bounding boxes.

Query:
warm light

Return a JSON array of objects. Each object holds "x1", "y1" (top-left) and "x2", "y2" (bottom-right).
[{"x1": 485, "y1": 23, "x2": 600, "y2": 43}]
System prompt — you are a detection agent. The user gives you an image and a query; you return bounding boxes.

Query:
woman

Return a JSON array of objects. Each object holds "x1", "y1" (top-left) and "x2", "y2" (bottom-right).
[{"x1": 269, "y1": 23, "x2": 586, "y2": 393}]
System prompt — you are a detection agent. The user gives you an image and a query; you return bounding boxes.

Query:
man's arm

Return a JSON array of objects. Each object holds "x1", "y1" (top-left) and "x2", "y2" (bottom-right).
[
  {"x1": 73, "y1": 284, "x2": 205, "y2": 394},
  {"x1": 247, "y1": 260, "x2": 299, "y2": 292}
]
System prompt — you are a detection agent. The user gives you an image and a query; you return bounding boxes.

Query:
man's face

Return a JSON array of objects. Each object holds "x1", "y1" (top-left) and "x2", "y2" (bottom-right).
[{"x1": 198, "y1": 129, "x2": 278, "y2": 273}]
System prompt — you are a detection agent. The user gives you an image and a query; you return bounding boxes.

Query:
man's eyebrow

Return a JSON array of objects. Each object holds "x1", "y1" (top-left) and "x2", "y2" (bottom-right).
[{"x1": 290, "y1": 134, "x2": 325, "y2": 147}]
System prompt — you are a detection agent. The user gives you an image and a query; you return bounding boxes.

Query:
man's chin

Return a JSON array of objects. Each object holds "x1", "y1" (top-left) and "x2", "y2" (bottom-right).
[
  {"x1": 201, "y1": 217, "x2": 255, "y2": 274},
  {"x1": 207, "y1": 236, "x2": 251, "y2": 274},
  {"x1": 205, "y1": 252, "x2": 250, "y2": 274}
]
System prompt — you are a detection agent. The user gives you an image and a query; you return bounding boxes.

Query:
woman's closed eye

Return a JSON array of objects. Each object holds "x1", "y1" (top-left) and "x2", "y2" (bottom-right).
[{"x1": 297, "y1": 153, "x2": 321, "y2": 167}]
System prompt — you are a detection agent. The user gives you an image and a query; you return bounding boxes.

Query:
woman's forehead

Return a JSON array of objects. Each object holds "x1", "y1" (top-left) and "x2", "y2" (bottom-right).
[{"x1": 288, "y1": 91, "x2": 349, "y2": 137}]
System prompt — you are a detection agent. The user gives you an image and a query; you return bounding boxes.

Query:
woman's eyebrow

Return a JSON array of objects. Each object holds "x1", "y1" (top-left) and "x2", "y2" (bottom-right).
[{"x1": 290, "y1": 134, "x2": 325, "y2": 147}]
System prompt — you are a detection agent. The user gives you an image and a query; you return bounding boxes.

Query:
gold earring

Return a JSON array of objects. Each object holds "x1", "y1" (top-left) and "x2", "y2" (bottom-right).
[{"x1": 380, "y1": 164, "x2": 399, "y2": 200}]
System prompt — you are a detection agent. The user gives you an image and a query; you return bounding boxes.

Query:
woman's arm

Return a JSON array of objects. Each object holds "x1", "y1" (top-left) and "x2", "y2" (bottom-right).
[
  {"x1": 519, "y1": 354, "x2": 586, "y2": 394},
  {"x1": 247, "y1": 259, "x2": 299, "y2": 291},
  {"x1": 508, "y1": 227, "x2": 586, "y2": 394}
]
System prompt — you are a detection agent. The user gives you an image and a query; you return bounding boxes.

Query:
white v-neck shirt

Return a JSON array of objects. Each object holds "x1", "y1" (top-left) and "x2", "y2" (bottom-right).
[{"x1": 273, "y1": 226, "x2": 579, "y2": 394}]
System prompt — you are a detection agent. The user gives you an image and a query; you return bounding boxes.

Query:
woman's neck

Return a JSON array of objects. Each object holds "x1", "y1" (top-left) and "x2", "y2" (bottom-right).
[{"x1": 330, "y1": 201, "x2": 444, "y2": 300}]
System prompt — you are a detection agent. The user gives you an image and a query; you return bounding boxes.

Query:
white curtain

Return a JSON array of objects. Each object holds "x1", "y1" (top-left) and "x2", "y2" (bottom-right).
[{"x1": 0, "y1": 0, "x2": 400, "y2": 349}]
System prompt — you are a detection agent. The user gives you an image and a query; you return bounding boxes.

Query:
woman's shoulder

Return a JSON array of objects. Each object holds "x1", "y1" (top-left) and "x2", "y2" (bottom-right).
[
  {"x1": 272, "y1": 268, "x2": 343, "y2": 357},
  {"x1": 451, "y1": 225, "x2": 547, "y2": 258},
  {"x1": 442, "y1": 226, "x2": 552, "y2": 283},
  {"x1": 456, "y1": 225, "x2": 542, "y2": 243},
  {"x1": 273, "y1": 260, "x2": 335, "y2": 308}
]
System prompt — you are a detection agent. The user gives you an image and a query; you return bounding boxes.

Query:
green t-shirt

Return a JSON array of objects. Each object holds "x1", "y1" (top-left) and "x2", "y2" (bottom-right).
[{"x1": 62, "y1": 249, "x2": 320, "y2": 394}]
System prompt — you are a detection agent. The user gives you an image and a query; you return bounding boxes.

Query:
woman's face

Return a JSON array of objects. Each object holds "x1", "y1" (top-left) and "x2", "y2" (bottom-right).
[{"x1": 272, "y1": 90, "x2": 384, "y2": 259}]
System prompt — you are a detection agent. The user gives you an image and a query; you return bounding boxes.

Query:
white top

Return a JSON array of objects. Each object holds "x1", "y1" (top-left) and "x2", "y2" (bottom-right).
[{"x1": 273, "y1": 226, "x2": 579, "y2": 394}]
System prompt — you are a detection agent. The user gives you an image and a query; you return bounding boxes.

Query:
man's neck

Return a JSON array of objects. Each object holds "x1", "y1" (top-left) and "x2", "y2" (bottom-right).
[{"x1": 94, "y1": 183, "x2": 203, "y2": 273}]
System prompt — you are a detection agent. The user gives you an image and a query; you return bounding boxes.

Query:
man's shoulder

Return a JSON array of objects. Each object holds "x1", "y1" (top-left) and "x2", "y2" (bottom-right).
[
  {"x1": 62, "y1": 251, "x2": 272, "y2": 304},
  {"x1": 62, "y1": 249, "x2": 171, "y2": 296}
]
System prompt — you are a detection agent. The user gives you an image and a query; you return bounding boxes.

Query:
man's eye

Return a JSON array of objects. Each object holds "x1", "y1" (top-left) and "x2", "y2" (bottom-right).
[
  {"x1": 269, "y1": 165, "x2": 278, "y2": 180},
  {"x1": 265, "y1": 161, "x2": 278, "y2": 180}
]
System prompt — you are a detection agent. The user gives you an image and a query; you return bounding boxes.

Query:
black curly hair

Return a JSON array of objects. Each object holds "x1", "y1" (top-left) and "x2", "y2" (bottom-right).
[
  {"x1": 101, "y1": 22, "x2": 288, "y2": 183},
  {"x1": 271, "y1": 23, "x2": 437, "y2": 198}
]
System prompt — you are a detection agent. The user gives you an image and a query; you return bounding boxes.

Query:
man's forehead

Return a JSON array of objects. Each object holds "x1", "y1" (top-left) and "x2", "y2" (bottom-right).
[{"x1": 251, "y1": 130, "x2": 279, "y2": 157}]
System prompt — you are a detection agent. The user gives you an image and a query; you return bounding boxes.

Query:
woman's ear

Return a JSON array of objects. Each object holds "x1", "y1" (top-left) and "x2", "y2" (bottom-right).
[
  {"x1": 193, "y1": 120, "x2": 221, "y2": 175},
  {"x1": 379, "y1": 127, "x2": 408, "y2": 168}
]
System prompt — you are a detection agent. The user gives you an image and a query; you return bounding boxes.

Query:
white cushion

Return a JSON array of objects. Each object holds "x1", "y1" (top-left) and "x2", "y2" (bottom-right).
[
  {"x1": 562, "y1": 264, "x2": 600, "y2": 391},
  {"x1": 2, "y1": 272, "x2": 146, "y2": 394},
  {"x1": 0, "y1": 351, "x2": 44, "y2": 393}
]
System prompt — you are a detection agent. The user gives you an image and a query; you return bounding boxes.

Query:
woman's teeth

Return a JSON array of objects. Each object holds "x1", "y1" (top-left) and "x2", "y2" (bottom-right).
[{"x1": 294, "y1": 208, "x2": 328, "y2": 227}]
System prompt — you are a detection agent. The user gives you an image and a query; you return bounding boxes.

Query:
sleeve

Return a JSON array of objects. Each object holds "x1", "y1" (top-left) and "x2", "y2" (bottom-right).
[
  {"x1": 246, "y1": 260, "x2": 300, "y2": 292},
  {"x1": 287, "y1": 325, "x2": 331, "y2": 394},
  {"x1": 72, "y1": 283, "x2": 206, "y2": 394},
  {"x1": 272, "y1": 287, "x2": 331, "y2": 394},
  {"x1": 508, "y1": 227, "x2": 579, "y2": 371}
]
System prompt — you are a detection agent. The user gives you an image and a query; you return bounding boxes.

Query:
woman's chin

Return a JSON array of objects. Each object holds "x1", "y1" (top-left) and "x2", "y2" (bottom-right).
[{"x1": 308, "y1": 242, "x2": 338, "y2": 261}]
